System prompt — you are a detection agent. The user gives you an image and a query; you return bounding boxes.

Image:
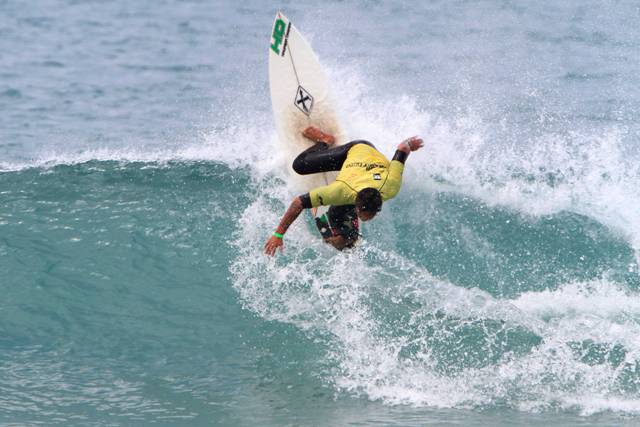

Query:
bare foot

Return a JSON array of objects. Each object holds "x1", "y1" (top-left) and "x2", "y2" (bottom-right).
[{"x1": 303, "y1": 126, "x2": 335, "y2": 145}]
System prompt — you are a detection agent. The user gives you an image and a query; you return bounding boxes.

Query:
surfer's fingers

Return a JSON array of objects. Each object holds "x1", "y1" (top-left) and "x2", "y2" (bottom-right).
[
  {"x1": 409, "y1": 137, "x2": 424, "y2": 150},
  {"x1": 264, "y1": 241, "x2": 275, "y2": 256},
  {"x1": 264, "y1": 237, "x2": 284, "y2": 256},
  {"x1": 402, "y1": 136, "x2": 420, "y2": 146}
]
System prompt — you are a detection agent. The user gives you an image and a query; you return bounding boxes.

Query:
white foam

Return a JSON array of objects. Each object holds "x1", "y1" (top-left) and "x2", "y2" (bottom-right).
[
  {"x1": 219, "y1": 61, "x2": 640, "y2": 415},
  {"x1": 231, "y1": 159, "x2": 640, "y2": 414},
  {"x1": 320, "y1": 59, "x2": 640, "y2": 261}
]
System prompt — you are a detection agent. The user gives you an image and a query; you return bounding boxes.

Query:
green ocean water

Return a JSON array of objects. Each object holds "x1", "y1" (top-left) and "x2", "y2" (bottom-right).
[{"x1": 2, "y1": 160, "x2": 640, "y2": 425}]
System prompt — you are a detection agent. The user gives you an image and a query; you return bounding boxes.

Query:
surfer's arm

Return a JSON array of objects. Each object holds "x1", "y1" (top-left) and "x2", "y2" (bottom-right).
[
  {"x1": 264, "y1": 196, "x2": 306, "y2": 256},
  {"x1": 302, "y1": 126, "x2": 335, "y2": 145},
  {"x1": 396, "y1": 136, "x2": 423, "y2": 157},
  {"x1": 381, "y1": 136, "x2": 424, "y2": 200}
]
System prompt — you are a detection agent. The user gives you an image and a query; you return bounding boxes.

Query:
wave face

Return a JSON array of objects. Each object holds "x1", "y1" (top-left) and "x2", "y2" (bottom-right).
[{"x1": 2, "y1": 0, "x2": 640, "y2": 425}]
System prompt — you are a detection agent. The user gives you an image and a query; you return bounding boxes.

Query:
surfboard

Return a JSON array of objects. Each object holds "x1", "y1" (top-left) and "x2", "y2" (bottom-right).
[{"x1": 268, "y1": 11, "x2": 346, "y2": 206}]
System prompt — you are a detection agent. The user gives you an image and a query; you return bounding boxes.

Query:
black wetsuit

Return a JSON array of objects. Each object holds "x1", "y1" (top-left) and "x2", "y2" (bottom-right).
[
  {"x1": 292, "y1": 140, "x2": 374, "y2": 175},
  {"x1": 315, "y1": 205, "x2": 360, "y2": 242}
]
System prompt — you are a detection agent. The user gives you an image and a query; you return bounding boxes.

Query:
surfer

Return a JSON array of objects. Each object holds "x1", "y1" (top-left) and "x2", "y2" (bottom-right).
[{"x1": 264, "y1": 126, "x2": 423, "y2": 255}]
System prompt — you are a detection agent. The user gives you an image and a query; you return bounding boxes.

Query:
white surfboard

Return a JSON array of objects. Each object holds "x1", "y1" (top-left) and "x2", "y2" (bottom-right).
[{"x1": 268, "y1": 11, "x2": 346, "y2": 206}]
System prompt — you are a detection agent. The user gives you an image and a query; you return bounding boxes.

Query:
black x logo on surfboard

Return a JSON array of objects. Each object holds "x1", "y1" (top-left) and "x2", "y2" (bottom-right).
[{"x1": 294, "y1": 85, "x2": 314, "y2": 115}]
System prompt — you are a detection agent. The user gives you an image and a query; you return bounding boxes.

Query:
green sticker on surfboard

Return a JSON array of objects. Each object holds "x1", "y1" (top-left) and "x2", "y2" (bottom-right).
[{"x1": 270, "y1": 19, "x2": 286, "y2": 55}]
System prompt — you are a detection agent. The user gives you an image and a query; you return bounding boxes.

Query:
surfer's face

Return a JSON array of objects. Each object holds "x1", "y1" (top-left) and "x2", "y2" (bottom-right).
[{"x1": 356, "y1": 208, "x2": 377, "y2": 222}]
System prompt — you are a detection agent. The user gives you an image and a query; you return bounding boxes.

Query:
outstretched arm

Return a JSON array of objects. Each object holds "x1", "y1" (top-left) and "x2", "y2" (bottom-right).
[
  {"x1": 382, "y1": 136, "x2": 424, "y2": 200},
  {"x1": 395, "y1": 136, "x2": 424, "y2": 158},
  {"x1": 264, "y1": 196, "x2": 306, "y2": 256}
]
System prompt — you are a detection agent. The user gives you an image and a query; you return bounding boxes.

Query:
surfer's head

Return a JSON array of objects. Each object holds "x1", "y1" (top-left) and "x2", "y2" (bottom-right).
[{"x1": 355, "y1": 188, "x2": 382, "y2": 221}]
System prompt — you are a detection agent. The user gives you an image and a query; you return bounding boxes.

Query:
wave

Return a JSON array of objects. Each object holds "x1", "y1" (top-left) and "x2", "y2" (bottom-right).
[
  {"x1": 231, "y1": 180, "x2": 640, "y2": 414},
  {"x1": 3, "y1": 60, "x2": 640, "y2": 417},
  {"x1": 224, "y1": 65, "x2": 640, "y2": 414}
]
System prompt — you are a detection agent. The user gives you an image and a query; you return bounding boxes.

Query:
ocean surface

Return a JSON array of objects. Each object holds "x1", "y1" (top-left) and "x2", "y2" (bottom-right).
[{"x1": 2, "y1": 0, "x2": 640, "y2": 425}]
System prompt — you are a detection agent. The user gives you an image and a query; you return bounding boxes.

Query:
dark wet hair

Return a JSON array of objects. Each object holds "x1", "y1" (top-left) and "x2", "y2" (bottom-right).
[{"x1": 355, "y1": 188, "x2": 382, "y2": 213}]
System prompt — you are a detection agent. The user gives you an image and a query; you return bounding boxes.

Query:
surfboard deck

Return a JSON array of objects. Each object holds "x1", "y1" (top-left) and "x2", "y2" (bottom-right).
[{"x1": 268, "y1": 11, "x2": 346, "y2": 212}]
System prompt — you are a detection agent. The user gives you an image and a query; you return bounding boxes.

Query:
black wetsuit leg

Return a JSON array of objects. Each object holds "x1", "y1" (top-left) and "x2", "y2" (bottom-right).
[{"x1": 292, "y1": 140, "x2": 374, "y2": 175}]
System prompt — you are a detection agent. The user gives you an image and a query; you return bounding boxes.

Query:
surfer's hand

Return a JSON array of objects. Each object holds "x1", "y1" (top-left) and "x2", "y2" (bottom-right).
[
  {"x1": 303, "y1": 126, "x2": 335, "y2": 145},
  {"x1": 264, "y1": 235, "x2": 284, "y2": 256},
  {"x1": 399, "y1": 136, "x2": 423, "y2": 153}
]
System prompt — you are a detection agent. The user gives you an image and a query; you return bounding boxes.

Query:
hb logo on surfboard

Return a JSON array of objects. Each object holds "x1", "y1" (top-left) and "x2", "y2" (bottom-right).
[{"x1": 271, "y1": 17, "x2": 290, "y2": 56}]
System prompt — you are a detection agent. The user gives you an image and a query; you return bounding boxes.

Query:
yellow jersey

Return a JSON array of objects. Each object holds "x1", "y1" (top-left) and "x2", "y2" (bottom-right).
[{"x1": 308, "y1": 144, "x2": 405, "y2": 207}]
